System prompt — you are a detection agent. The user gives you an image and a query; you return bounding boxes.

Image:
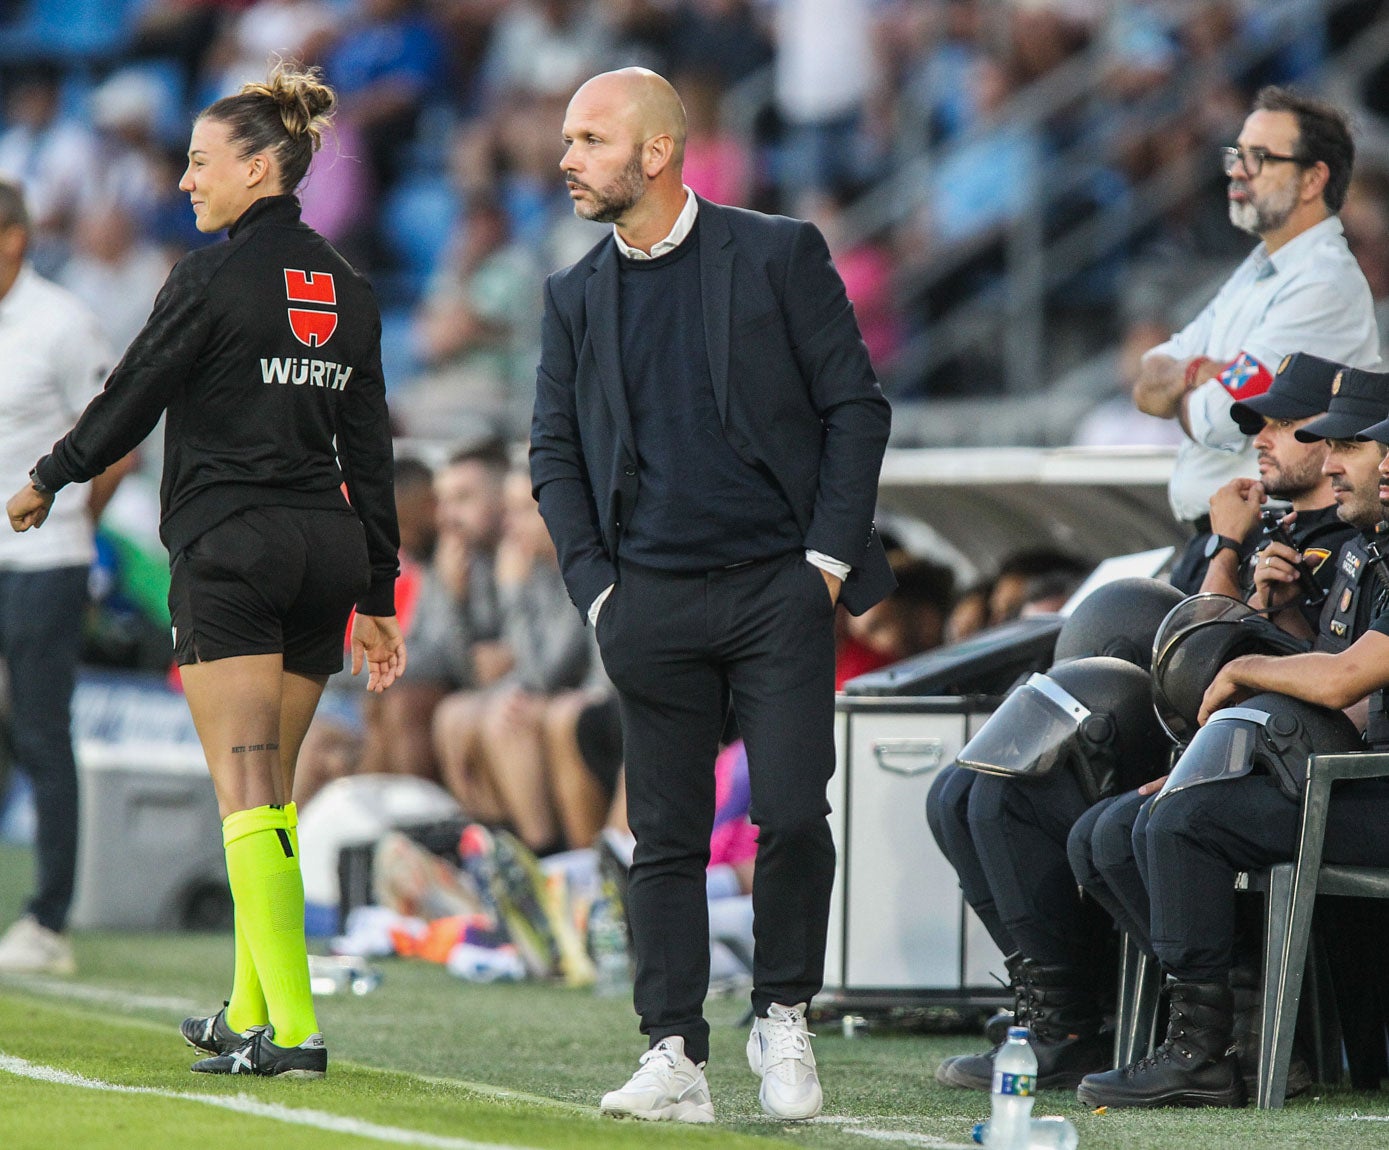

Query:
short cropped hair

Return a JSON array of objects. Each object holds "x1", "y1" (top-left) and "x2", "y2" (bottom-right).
[{"x1": 1254, "y1": 86, "x2": 1355, "y2": 212}]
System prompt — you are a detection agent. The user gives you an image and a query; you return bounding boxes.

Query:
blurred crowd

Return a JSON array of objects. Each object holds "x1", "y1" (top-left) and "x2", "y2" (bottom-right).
[
  {"x1": 0, "y1": 0, "x2": 1382, "y2": 799},
  {"x1": 4, "y1": 1, "x2": 1386, "y2": 426}
]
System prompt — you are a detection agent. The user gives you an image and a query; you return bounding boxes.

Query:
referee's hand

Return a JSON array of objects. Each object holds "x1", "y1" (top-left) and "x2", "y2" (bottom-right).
[
  {"x1": 351, "y1": 613, "x2": 407, "y2": 692},
  {"x1": 7, "y1": 482, "x2": 53, "y2": 532}
]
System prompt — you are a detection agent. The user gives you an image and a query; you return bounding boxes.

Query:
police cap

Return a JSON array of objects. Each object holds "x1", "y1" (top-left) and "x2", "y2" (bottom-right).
[
  {"x1": 1229, "y1": 352, "x2": 1347, "y2": 435},
  {"x1": 1294, "y1": 367, "x2": 1389, "y2": 442}
]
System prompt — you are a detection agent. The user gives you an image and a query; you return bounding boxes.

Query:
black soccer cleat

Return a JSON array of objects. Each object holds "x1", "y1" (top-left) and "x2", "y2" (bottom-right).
[
  {"x1": 181, "y1": 1002, "x2": 250, "y2": 1057},
  {"x1": 190, "y1": 1027, "x2": 327, "y2": 1078}
]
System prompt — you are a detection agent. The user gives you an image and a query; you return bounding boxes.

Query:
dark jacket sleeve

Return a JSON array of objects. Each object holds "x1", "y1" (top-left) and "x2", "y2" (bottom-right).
[
  {"x1": 530, "y1": 273, "x2": 617, "y2": 619},
  {"x1": 780, "y1": 220, "x2": 891, "y2": 566},
  {"x1": 34, "y1": 255, "x2": 213, "y2": 491},
  {"x1": 336, "y1": 305, "x2": 400, "y2": 616}
]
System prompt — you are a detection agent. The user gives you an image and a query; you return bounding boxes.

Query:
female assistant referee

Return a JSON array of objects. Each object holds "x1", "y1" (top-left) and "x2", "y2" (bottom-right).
[{"x1": 4, "y1": 64, "x2": 405, "y2": 1078}]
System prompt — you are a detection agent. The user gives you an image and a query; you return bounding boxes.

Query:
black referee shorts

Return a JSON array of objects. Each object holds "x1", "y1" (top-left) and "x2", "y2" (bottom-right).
[{"x1": 169, "y1": 506, "x2": 370, "y2": 674}]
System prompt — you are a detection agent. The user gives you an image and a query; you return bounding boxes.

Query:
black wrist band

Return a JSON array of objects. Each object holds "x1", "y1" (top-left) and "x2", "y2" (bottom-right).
[{"x1": 28, "y1": 467, "x2": 53, "y2": 497}]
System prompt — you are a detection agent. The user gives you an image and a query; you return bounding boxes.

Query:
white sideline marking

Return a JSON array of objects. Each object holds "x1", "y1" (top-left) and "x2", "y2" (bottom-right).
[
  {"x1": 814, "y1": 1116, "x2": 975, "y2": 1148},
  {"x1": 0, "y1": 1054, "x2": 536, "y2": 1150},
  {"x1": 842, "y1": 1131, "x2": 975, "y2": 1148},
  {"x1": 0, "y1": 975, "x2": 197, "y2": 1013},
  {"x1": 0, "y1": 977, "x2": 590, "y2": 1117}
]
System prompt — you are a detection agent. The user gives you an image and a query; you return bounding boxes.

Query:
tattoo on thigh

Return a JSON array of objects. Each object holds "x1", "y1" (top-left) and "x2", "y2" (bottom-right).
[{"x1": 230, "y1": 742, "x2": 280, "y2": 754}]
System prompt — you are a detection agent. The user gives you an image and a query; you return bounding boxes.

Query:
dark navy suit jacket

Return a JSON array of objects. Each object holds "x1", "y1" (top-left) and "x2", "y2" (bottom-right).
[{"x1": 530, "y1": 196, "x2": 894, "y2": 619}]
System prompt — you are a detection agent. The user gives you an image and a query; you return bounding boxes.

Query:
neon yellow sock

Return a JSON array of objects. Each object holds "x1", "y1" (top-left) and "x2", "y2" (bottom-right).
[
  {"x1": 222, "y1": 805, "x2": 318, "y2": 1048},
  {"x1": 224, "y1": 911, "x2": 268, "y2": 1033},
  {"x1": 226, "y1": 802, "x2": 299, "y2": 1032}
]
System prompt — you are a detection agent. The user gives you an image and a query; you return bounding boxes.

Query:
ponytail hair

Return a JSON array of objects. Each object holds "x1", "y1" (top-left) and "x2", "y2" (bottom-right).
[{"x1": 200, "y1": 61, "x2": 336, "y2": 193}]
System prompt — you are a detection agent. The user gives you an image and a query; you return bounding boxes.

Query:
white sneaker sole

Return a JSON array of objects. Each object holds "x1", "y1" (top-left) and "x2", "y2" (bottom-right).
[
  {"x1": 600, "y1": 1100, "x2": 714, "y2": 1123},
  {"x1": 758, "y1": 1082, "x2": 822, "y2": 1120},
  {"x1": 748, "y1": 1033, "x2": 822, "y2": 1119}
]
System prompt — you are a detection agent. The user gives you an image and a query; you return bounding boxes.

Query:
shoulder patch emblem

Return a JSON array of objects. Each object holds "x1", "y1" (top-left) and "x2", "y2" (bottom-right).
[{"x1": 1301, "y1": 547, "x2": 1331, "y2": 574}]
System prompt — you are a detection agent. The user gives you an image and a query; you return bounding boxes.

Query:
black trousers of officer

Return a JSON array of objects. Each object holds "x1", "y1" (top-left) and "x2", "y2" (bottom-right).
[
  {"x1": 1140, "y1": 774, "x2": 1389, "y2": 980},
  {"x1": 926, "y1": 764, "x2": 1016, "y2": 957},
  {"x1": 966, "y1": 766, "x2": 1111, "y2": 969},
  {"x1": 1068, "y1": 788, "x2": 1155, "y2": 956},
  {"x1": 596, "y1": 553, "x2": 837, "y2": 1065}
]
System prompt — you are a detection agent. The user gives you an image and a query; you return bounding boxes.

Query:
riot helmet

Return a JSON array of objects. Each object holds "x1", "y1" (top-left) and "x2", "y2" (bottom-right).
[
  {"x1": 1054, "y1": 577, "x2": 1186, "y2": 670},
  {"x1": 1150, "y1": 594, "x2": 1311, "y2": 745},
  {"x1": 956, "y1": 656, "x2": 1170, "y2": 803},
  {"x1": 1156, "y1": 691, "x2": 1361, "y2": 804}
]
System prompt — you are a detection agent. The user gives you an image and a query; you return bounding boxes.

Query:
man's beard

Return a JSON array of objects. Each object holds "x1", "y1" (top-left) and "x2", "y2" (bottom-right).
[
  {"x1": 1229, "y1": 177, "x2": 1299, "y2": 237},
  {"x1": 1338, "y1": 484, "x2": 1381, "y2": 528},
  {"x1": 1262, "y1": 453, "x2": 1324, "y2": 501},
  {"x1": 572, "y1": 147, "x2": 645, "y2": 224}
]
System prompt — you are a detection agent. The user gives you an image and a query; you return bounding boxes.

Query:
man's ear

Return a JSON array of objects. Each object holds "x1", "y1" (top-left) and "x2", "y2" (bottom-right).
[
  {"x1": 1302, "y1": 159, "x2": 1330, "y2": 206},
  {"x1": 644, "y1": 134, "x2": 674, "y2": 179}
]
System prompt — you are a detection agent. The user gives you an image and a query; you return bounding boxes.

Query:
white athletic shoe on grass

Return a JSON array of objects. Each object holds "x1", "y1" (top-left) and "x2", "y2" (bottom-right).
[
  {"x1": 600, "y1": 1036, "x2": 715, "y2": 1123},
  {"x1": 0, "y1": 915, "x2": 75, "y2": 975},
  {"x1": 747, "y1": 1002, "x2": 822, "y2": 1119}
]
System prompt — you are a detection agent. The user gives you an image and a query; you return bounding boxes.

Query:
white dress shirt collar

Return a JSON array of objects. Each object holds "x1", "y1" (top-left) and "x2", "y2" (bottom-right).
[
  {"x1": 1254, "y1": 214, "x2": 1344, "y2": 279},
  {"x1": 614, "y1": 187, "x2": 699, "y2": 260}
]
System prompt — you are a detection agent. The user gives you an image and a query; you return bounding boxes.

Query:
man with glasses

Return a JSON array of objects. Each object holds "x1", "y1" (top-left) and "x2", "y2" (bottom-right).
[{"x1": 1133, "y1": 87, "x2": 1379, "y2": 593}]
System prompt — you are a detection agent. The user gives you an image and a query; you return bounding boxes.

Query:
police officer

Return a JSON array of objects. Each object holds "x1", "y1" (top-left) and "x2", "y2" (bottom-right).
[
  {"x1": 925, "y1": 578, "x2": 1180, "y2": 1017},
  {"x1": 931, "y1": 355, "x2": 1355, "y2": 1091},
  {"x1": 1072, "y1": 354, "x2": 1365, "y2": 960},
  {"x1": 1078, "y1": 367, "x2": 1389, "y2": 1109},
  {"x1": 935, "y1": 656, "x2": 1170, "y2": 1091},
  {"x1": 1198, "y1": 352, "x2": 1354, "y2": 607}
]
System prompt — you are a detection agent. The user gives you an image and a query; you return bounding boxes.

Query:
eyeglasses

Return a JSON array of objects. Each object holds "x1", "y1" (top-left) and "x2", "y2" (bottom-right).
[{"x1": 1221, "y1": 145, "x2": 1305, "y2": 178}]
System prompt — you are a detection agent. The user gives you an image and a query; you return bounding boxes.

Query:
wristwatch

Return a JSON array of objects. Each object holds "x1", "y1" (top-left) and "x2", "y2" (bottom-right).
[
  {"x1": 1203, "y1": 533, "x2": 1241, "y2": 560},
  {"x1": 28, "y1": 467, "x2": 53, "y2": 497}
]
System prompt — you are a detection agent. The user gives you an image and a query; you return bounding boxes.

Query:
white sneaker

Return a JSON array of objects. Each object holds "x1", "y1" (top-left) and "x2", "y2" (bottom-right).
[
  {"x1": 600, "y1": 1036, "x2": 715, "y2": 1123},
  {"x1": 747, "y1": 1002, "x2": 822, "y2": 1119},
  {"x1": 0, "y1": 915, "x2": 76, "y2": 975}
]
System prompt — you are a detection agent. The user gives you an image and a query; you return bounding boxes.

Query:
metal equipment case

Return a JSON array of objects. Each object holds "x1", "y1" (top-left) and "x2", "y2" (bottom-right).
[{"x1": 824, "y1": 696, "x2": 1007, "y2": 1008}]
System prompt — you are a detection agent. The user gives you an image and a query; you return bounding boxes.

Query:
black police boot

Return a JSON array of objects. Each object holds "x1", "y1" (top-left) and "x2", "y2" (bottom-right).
[
  {"x1": 1021, "y1": 960, "x2": 1112, "y2": 1090},
  {"x1": 1076, "y1": 978, "x2": 1247, "y2": 1109},
  {"x1": 935, "y1": 953, "x2": 1027, "y2": 1089},
  {"x1": 936, "y1": 957, "x2": 1107, "y2": 1090}
]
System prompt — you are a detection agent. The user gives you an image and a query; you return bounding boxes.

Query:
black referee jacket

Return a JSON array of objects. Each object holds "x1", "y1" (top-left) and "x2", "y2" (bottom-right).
[{"x1": 34, "y1": 195, "x2": 399, "y2": 616}]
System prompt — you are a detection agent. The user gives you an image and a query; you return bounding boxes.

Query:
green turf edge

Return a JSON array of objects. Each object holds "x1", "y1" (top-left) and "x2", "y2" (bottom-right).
[{"x1": 0, "y1": 993, "x2": 789, "y2": 1150}]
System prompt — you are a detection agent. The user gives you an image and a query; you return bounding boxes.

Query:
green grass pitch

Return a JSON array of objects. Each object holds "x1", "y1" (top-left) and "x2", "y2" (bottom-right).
[{"x1": 3, "y1": 842, "x2": 1389, "y2": 1148}]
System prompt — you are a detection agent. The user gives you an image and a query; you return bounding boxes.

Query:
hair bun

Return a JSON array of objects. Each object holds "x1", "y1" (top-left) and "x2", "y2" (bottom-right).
[{"x1": 243, "y1": 60, "x2": 335, "y2": 150}]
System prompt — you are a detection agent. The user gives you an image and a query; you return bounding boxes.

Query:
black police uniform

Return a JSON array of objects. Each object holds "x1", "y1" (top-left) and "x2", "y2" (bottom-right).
[
  {"x1": 1139, "y1": 540, "x2": 1389, "y2": 981},
  {"x1": 933, "y1": 503, "x2": 1353, "y2": 966},
  {"x1": 1073, "y1": 510, "x2": 1360, "y2": 958}
]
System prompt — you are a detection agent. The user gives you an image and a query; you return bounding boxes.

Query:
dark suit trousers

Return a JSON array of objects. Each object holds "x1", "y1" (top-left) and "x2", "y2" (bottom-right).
[{"x1": 597, "y1": 552, "x2": 837, "y2": 1064}]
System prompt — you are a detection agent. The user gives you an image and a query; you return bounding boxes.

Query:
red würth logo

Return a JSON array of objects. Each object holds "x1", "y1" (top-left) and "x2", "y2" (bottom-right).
[{"x1": 284, "y1": 269, "x2": 337, "y2": 348}]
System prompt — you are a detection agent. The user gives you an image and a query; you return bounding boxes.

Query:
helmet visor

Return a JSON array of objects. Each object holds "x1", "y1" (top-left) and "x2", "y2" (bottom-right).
[
  {"x1": 956, "y1": 673, "x2": 1090, "y2": 779},
  {"x1": 1152, "y1": 707, "x2": 1269, "y2": 804},
  {"x1": 1151, "y1": 594, "x2": 1255, "y2": 671}
]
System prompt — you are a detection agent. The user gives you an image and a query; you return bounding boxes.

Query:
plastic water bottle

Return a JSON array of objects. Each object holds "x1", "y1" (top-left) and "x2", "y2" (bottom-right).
[
  {"x1": 588, "y1": 896, "x2": 631, "y2": 997},
  {"x1": 1025, "y1": 1117, "x2": 1078, "y2": 1149},
  {"x1": 972, "y1": 1117, "x2": 1078, "y2": 1150},
  {"x1": 986, "y1": 1026, "x2": 1037, "y2": 1149}
]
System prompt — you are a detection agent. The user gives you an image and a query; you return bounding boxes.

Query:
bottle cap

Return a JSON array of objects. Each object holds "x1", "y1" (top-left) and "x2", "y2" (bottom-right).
[
  {"x1": 1007, "y1": 1025, "x2": 1031, "y2": 1040},
  {"x1": 971, "y1": 1121, "x2": 986, "y2": 1145}
]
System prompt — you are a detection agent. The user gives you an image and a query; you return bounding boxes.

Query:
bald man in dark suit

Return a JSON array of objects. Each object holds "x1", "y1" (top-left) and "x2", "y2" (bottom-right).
[{"x1": 531, "y1": 68, "x2": 892, "y2": 1123}]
